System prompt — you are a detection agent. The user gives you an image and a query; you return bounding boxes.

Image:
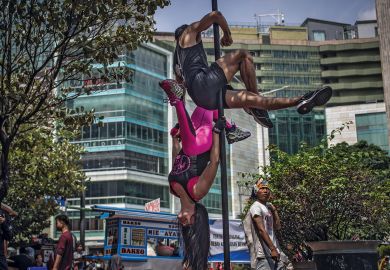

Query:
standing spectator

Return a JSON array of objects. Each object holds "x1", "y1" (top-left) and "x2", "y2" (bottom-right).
[
  {"x1": 34, "y1": 253, "x2": 45, "y2": 267},
  {"x1": 53, "y1": 215, "x2": 74, "y2": 270},
  {"x1": 0, "y1": 209, "x2": 12, "y2": 270},
  {"x1": 9, "y1": 247, "x2": 34, "y2": 270},
  {"x1": 73, "y1": 242, "x2": 87, "y2": 270},
  {"x1": 243, "y1": 179, "x2": 289, "y2": 270}
]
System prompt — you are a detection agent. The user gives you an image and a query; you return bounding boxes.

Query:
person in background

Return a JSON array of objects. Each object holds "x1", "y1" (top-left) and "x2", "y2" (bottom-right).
[
  {"x1": 0, "y1": 209, "x2": 12, "y2": 270},
  {"x1": 243, "y1": 179, "x2": 290, "y2": 270},
  {"x1": 53, "y1": 215, "x2": 73, "y2": 270},
  {"x1": 9, "y1": 247, "x2": 34, "y2": 270},
  {"x1": 34, "y1": 253, "x2": 45, "y2": 267},
  {"x1": 73, "y1": 242, "x2": 87, "y2": 270}
]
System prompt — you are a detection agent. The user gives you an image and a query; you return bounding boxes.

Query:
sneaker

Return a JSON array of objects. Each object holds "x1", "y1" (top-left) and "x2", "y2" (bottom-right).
[
  {"x1": 226, "y1": 124, "x2": 251, "y2": 144},
  {"x1": 297, "y1": 86, "x2": 333, "y2": 114},
  {"x1": 247, "y1": 108, "x2": 274, "y2": 128},
  {"x1": 159, "y1": 79, "x2": 185, "y2": 105}
]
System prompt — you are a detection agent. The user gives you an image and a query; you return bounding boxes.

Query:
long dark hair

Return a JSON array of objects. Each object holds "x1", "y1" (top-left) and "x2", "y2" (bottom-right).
[{"x1": 179, "y1": 203, "x2": 210, "y2": 270}]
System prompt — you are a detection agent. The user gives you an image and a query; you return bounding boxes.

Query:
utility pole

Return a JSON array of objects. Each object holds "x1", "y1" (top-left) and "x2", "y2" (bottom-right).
[
  {"x1": 80, "y1": 178, "x2": 86, "y2": 247},
  {"x1": 211, "y1": 1, "x2": 231, "y2": 269}
]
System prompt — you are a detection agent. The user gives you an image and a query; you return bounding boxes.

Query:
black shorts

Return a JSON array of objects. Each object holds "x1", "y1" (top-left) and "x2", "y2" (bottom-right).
[{"x1": 189, "y1": 63, "x2": 229, "y2": 110}]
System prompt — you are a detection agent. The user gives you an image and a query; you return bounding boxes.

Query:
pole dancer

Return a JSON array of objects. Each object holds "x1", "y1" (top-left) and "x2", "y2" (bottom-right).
[
  {"x1": 168, "y1": 11, "x2": 332, "y2": 128},
  {"x1": 159, "y1": 80, "x2": 229, "y2": 270}
]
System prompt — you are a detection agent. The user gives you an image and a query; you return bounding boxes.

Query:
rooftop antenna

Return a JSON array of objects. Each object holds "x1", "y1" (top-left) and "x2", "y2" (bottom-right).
[{"x1": 254, "y1": 9, "x2": 285, "y2": 33}]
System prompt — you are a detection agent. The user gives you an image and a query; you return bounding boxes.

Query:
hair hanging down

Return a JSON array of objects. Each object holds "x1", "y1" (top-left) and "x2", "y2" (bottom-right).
[
  {"x1": 174, "y1": 24, "x2": 189, "y2": 40},
  {"x1": 179, "y1": 203, "x2": 210, "y2": 270}
]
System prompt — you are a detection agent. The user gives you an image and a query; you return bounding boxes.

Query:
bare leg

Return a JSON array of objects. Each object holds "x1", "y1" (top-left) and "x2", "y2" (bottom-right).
[
  {"x1": 216, "y1": 49, "x2": 259, "y2": 94},
  {"x1": 225, "y1": 90, "x2": 300, "y2": 110},
  {"x1": 239, "y1": 56, "x2": 260, "y2": 95},
  {"x1": 193, "y1": 132, "x2": 220, "y2": 199},
  {"x1": 216, "y1": 50, "x2": 300, "y2": 110}
]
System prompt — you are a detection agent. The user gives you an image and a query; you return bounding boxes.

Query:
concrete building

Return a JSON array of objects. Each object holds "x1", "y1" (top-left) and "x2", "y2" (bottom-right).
[
  {"x1": 355, "y1": 20, "x2": 378, "y2": 38},
  {"x1": 301, "y1": 18, "x2": 354, "y2": 41},
  {"x1": 320, "y1": 39, "x2": 383, "y2": 106},
  {"x1": 376, "y1": 0, "x2": 390, "y2": 154}
]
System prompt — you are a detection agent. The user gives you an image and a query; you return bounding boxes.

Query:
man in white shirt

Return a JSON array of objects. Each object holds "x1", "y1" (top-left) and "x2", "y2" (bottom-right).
[{"x1": 244, "y1": 179, "x2": 287, "y2": 270}]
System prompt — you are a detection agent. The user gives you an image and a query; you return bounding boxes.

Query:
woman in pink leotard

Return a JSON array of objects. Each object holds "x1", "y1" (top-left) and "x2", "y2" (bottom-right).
[{"x1": 160, "y1": 79, "x2": 226, "y2": 270}]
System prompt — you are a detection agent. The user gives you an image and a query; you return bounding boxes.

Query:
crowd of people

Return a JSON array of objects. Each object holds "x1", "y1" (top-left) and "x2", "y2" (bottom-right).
[{"x1": 0, "y1": 213, "x2": 111, "y2": 270}]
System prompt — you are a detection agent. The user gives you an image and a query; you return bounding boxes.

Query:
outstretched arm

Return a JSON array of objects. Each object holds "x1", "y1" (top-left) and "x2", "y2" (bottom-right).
[
  {"x1": 192, "y1": 11, "x2": 231, "y2": 37},
  {"x1": 180, "y1": 11, "x2": 232, "y2": 47}
]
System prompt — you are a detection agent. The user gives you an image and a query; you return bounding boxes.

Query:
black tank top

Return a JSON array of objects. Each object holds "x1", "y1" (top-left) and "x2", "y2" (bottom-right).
[
  {"x1": 168, "y1": 150, "x2": 210, "y2": 202},
  {"x1": 175, "y1": 41, "x2": 209, "y2": 87}
]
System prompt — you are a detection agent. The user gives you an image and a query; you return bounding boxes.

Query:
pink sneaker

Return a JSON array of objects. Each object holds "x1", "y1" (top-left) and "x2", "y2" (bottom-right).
[{"x1": 159, "y1": 79, "x2": 185, "y2": 105}]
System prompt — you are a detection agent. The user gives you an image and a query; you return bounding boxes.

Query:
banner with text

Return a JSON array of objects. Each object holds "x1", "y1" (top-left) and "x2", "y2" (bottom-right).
[{"x1": 209, "y1": 219, "x2": 248, "y2": 256}]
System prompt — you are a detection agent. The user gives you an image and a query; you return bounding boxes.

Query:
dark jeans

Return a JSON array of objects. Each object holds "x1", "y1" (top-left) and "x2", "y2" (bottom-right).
[{"x1": 0, "y1": 255, "x2": 8, "y2": 270}]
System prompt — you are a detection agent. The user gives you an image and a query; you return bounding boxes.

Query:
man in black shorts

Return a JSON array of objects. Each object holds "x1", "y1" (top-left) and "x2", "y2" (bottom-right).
[{"x1": 173, "y1": 11, "x2": 332, "y2": 128}]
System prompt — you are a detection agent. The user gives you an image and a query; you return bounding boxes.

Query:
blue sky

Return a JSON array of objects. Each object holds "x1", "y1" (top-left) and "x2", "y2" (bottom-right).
[{"x1": 154, "y1": 0, "x2": 376, "y2": 32}]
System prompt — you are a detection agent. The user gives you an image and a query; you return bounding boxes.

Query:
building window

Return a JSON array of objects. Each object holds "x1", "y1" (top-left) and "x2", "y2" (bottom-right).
[
  {"x1": 313, "y1": 31, "x2": 326, "y2": 41},
  {"x1": 70, "y1": 217, "x2": 104, "y2": 231},
  {"x1": 81, "y1": 180, "x2": 170, "y2": 208},
  {"x1": 82, "y1": 150, "x2": 168, "y2": 175},
  {"x1": 269, "y1": 109, "x2": 326, "y2": 154},
  {"x1": 356, "y1": 112, "x2": 389, "y2": 154}
]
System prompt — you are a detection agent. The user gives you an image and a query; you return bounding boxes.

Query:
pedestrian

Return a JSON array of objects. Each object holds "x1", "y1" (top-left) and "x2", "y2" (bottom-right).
[
  {"x1": 243, "y1": 179, "x2": 290, "y2": 270},
  {"x1": 0, "y1": 209, "x2": 12, "y2": 270},
  {"x1": 73, "y1": 242, "x2": 87, "y2": 270},
  {"x1": 9, "y1": 247, "x2": 34, "y2": 270},
  {"x1": 52, "y1": 215, "x2": 74, "y2": 270}
]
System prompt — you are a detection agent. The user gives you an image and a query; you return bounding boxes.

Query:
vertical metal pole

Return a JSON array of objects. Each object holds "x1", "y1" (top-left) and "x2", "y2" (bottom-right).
[
  {"x1": 80, "y1": 179, "x2": 86, "y2": 247},
  {"x1": 211, "y1": 1, "x2": 231, "y2": 269}
]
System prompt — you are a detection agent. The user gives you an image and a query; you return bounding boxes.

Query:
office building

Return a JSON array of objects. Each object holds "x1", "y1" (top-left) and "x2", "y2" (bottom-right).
[{"x1": 64, "y1": 43, "x2": 173, "y2": 246}]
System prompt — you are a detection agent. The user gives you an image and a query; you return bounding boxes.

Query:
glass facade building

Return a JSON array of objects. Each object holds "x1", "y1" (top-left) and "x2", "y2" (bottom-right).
[
  {"x1": 356, "y1": 112, "x2": 389, "y2": 154},
  {"x1": 257, "y1": 45, "x2": 326, "y2": 152},
  {"x1": 66, "y1": 44, "x2": 172, "y2": 239},
  {"x1": 207, "y1": 43, "x2": 327, "y2": 154}
]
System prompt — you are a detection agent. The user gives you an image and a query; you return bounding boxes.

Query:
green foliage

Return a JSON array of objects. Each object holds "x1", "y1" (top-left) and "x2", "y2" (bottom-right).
[
  {"x1": 0, "y1": 0, "x2": 170, "y2": 201},
  {"x1": 239, "y1": 124, "x2": 390, "y2": 249},
  {"x1": 4, "y1": 127, "x2": 86, "y2": 244},
  {"x1": 378, "y1": 244, "x2": 390, "y2": 257}
]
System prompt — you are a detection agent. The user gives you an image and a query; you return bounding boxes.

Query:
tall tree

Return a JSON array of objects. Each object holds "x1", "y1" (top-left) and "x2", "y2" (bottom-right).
[
  {"x1": 5, "y1": 126, "x2": 86, "y2": 244},
  {"x1": 0, "y1": 0, "x2": 170, "y2": 202}
]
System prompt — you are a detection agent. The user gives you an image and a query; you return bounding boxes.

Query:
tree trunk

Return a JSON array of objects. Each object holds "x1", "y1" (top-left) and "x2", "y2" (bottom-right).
[
  {"x1": 376, "y1": 0, "x2": 390, "y2": 151},
  {"x1": 0, "y1": 144, "x2": 10, "y2": 203}
]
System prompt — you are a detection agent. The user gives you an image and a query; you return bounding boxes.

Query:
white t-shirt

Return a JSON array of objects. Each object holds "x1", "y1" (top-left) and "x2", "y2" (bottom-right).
[{"x1": 249, "y1": 201, "x2": 281, "y2": 258}]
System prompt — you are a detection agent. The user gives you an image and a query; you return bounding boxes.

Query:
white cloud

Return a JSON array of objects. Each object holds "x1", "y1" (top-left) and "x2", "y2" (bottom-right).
[{"x1": 358, "y1": 6, "x2": 377, "y2": 20}]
